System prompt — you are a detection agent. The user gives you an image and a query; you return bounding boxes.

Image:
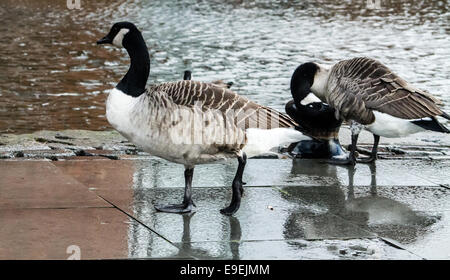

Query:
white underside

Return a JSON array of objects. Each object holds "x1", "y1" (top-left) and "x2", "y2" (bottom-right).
[
  {"x1": 242, "y1": 128, "x2": 310, "y2": 158},
  {"x1": 106, "y1": 88, "x2": 308, "y2": 165},
  {"x1": 365, "y1": 111, "x2": 426, "y2": 138}
]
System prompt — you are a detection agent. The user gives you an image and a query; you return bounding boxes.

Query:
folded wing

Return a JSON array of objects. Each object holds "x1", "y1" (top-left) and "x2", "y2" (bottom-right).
[{"x1": 327, "y1": 57, "x2": 444, "y2": 124}]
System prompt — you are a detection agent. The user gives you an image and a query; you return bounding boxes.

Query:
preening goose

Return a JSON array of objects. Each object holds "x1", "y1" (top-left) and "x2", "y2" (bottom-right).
[
  {"x1": 285, "y1": 73, "x2": 345, "y2": 159},
  {"x1": 284, "y1": 99, "x2": 346, "y2": 159},
  {"x1": 291, "y1": 57, "x2": 450, "y2": 165},
  {"x1": 97, "y1": 22, "x2": 305, "y2": 215}
]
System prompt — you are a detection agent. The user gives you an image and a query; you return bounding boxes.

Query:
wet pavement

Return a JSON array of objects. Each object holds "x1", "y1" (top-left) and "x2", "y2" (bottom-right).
[{"x1": 1, "y1": 130, "x2": 450, "y2": 260}]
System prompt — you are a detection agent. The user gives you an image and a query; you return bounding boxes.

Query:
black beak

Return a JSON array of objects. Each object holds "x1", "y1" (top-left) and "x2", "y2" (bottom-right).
[{"x1": 97, "y1": 36, "x2": 112, "y2": 45}]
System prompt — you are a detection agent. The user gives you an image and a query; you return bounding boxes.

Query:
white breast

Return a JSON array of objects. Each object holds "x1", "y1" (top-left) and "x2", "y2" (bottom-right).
[
  {"x1": 106, "y1": 88, "x2": 178, "y2": 161},
  {"x1": 106, "y1": 88, "x2": 139, "y2": 138}
]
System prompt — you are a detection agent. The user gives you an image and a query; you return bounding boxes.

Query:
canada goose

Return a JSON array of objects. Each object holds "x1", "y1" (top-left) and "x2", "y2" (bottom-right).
[
  {"x1": 285, "y1": 84, "x2": 345, "y2": 159},
  {"x1": 291, "y1": 57, "x2": 450, "y2": 165},
  {"x1": 97, "y1": 22, "x2": 305, "y2": 215},
  {"x1": 183, "y1": 70, "x2": 233, "y2": 89}
]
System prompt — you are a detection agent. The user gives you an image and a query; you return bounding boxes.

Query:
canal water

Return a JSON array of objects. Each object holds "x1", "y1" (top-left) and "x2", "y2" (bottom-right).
[{"x1": 0, "y1": 0, "x2": 448, "y2": 133}]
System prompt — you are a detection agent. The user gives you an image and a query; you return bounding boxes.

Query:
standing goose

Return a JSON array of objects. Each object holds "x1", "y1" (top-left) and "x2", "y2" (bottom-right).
[
  {"x1": 97, "y1": 22, "x2": 305, "y2": 215},
  {"x1": 291, "y1": 57, "x2": 450, "y2": 165}
]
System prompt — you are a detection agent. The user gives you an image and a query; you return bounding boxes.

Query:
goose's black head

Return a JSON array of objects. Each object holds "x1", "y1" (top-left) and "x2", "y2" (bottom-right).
[
  {"x1": 97, "y1": 22, "x2": 150, "y2": 97},
  {"x1": 97, "y1": 22, "x2": 144, "y2": 50},
  {"x1": 183, "y1": 70, "x2": 192, "y2": 80},
  {"x1": 286, "y1": 62, "x2": 342, "y2": 139},
  {"x1": 285, "y1": 100, "x2": 342, "y2": 138},
  {"x1": 290, "y1": 62, "x2": 319, "y2": 105}
]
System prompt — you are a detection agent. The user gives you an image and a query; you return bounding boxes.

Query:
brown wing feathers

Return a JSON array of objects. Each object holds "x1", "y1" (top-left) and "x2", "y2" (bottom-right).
[
  {"x1": 154, "y1": 80, "x2": 297, "y2": 130},
  {"x1": 330, "y1": 57, "x2": 444, "y2": 124}
]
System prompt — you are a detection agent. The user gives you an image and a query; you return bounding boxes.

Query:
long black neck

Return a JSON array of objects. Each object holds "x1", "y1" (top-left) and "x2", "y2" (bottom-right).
[
  {"x1": 290, "y1": 69, "x2": 311, "y2": 109},
  {"x1": 116, "y1": 31, "x2": 150, "y2": 97}
]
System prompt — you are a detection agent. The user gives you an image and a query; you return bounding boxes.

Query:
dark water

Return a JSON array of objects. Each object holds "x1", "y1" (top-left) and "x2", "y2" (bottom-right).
[{"x1": 0, "y1": 0, "x2": 449, "y2": 133}]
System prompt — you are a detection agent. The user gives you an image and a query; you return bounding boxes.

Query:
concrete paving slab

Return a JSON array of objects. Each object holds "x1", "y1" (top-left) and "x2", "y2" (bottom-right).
[
  {"x1": 54, "y1": 158, "x2": 438, "y2": 191},
  {"x1": 284, "y1": 181, "x2": 450, "y2": 259},
  {"x1": 53, "y1": 157, "x2": 450, "y2": 259},
  {"x1": 96, "y1": 186, "x2": 375, "y2": 244},
  {"x1": 3, "y1": 155, "x2": 449, "y2": 260},
  {"x1": 404, "y1": 211, "x2": 450, "y2": 260},
  {"x1": 0, "y1": 160, "x2": 109, "y2": 209},
  {"x1": 281, "y1": 183, "x2": 449, "y2": 246},
  {"x1": 342, "y1": 185, "x2": 450, "y2": 212},
  {"x1": 0, "y1": 208, "x2": 180, "y2": 260},
  {"x1": 175, "y1": 238, "x2": 420, "y2": 260},
  {"x1": 53, "y1": 159, "x2": 136, "y2": 190},
  {"x1": 289, "y1": 159, "x2": 438, "y2": 187},
  {"x1": 377, "y1": 159, "x2": 450, "y2": 186}
]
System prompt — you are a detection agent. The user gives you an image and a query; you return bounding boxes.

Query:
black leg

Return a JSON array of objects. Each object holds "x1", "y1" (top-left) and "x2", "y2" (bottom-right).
[
  {"x1": 347, "y1": 165, "x2": 356, "y2": 200},
  {"x1": 154, "y1": 167, "x2": 196, "y2": 213},
  {"x1": 229, "y1": 216, "x2": 242, "y2": 259},
  {"x1": 369, "y1": 162, "x2": 377, "y2": 195},
  {"x1": 357, "y1": 134, "x2": 380, "y2": 163},
  {"x1": 220, "y1": 153, "x2": 247, "y2": 216}
]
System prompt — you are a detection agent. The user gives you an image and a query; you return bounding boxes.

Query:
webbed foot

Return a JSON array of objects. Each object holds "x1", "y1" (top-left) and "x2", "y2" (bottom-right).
[
  {"x1": 155, "y1": 201, "x2": 195, "y2": 213},
  {"x1": 220, "y1": 199, "x2": 241, "y2": 216},
  {"x1": 356, "y1": 155, "x2": 377, "y2": 163}
]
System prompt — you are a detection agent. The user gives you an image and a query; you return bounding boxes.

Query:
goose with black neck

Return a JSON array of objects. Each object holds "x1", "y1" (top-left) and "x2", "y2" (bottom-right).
[
  {"x1": 96, "y1": 22, "x2": 307, "y2": 215},
  {"x1": 285, "y1": 64, "x2": 345, "y2": 159},
  {"x1": 290, "y1": 58, "x2": 450, "y2": 165}
]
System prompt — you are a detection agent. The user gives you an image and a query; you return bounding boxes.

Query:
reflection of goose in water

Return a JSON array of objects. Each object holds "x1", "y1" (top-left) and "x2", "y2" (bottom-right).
[
  {"x1": 283, "y1": 162, "x2": 439, "y2": 244},
  {"x1": 164, "y1": 214, "x2": 242, "y2": 259},
  {"x1": 170, "y1": 213, "x2": 211, "y2": 259},
  {"x1": 127, "y1": 204, "x2": 244, "y2": 259},
  {"x1": 229, "y1": 217, "x2": 242, "y2": 260},
  {"x1": 289, "y1": 158, "x2": 342, "y2": 186},
  {"x1": 344, "y1": 164, "x2": 439, "y2": 243},
  {"x1": 127, "y1": 165, "x2": 243, "y2": 258}
]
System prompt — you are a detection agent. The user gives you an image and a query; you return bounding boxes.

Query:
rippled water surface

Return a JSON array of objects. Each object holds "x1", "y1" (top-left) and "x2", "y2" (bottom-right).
[{"x1": 0, "y1": 0, "x2": 449, "y2": 133}]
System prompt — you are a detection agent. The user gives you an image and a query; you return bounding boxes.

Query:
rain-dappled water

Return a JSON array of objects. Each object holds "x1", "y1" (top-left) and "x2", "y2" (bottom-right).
[{"x1": 0, "y1": 0, "x2": 449, "y2": 133}]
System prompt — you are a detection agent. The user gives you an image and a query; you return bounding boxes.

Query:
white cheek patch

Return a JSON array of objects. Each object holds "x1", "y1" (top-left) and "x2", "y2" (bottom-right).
[
  {"x1": 310, "y1": 64, "x2": 330, "y2": 100},
  {"x1": 300, "y1": 92, "x2": 322, "y2": 105},
  {"x1": 112, "y1": 28, "x2": 130, "y2": 47}
]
